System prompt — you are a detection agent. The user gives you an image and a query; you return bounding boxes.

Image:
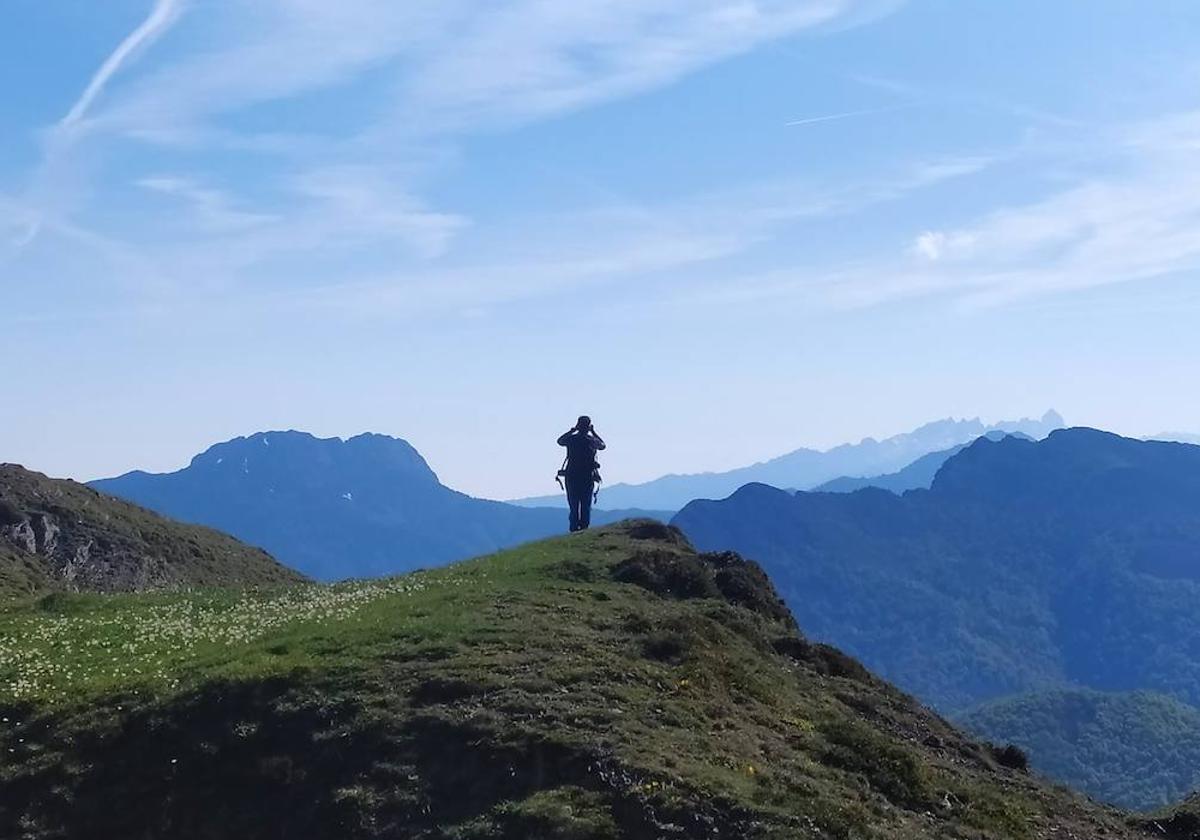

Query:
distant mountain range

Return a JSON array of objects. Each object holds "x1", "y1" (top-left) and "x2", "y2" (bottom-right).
[
  {"x1": 513, "y1": 411, "x2": 1064, "y2": 510},
  {"x1": 813, "y1": 431, "x2": 1034, "y2": 494},
  {"x1": 674, "y1": 428, "x2": 1200, "y2": 711},
  {"x1": 811, "y1": 445, "x2": 968, "y2": 493},
  {"x1": 1, "y1": 464, "x2": 301, "y2": 595},
  {"x1": 91, "y1": 431, "x2": 669, "y2": 580},
  {"x1": 672, "y1": 428, "x2": 1200, "y2": 805}
]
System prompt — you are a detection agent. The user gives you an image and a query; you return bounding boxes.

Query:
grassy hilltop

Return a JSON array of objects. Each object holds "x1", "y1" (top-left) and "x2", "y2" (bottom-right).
[{"x1": 0, "y1": 521, "x2": 1167, "y2": 839}]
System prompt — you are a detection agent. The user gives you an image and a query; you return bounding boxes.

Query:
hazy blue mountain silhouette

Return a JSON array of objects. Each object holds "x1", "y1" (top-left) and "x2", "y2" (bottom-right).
[
  {"x1": 91, "y1": 431, "x2": 665, "y2": 580},
  {"x1": 1151, "y1": 431, "x2": 1200, "y2": 445},
  {"x1": 673, "y1": 428, "x2": 1200, "y2": 713},
  {"x1": 812, "y1": 446, "x2": 967, "y2": 493},
  {"x1": 814, "y1": 431, "x2": 1032, "y2": 494},
  {"x1": 514, "y1": 411, "x2": 1063, "y2": 511}
]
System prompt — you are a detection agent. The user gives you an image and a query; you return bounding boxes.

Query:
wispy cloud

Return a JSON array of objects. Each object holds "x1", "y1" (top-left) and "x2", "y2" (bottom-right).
[
  {"x1": 59, "y1": 0, "x2": 186, "y2": 130},
  {"x1": 94, "y1": 1, "x2": 886, "y2": 139},
  {"x1": 786, "y1": 103, "x2": 914, "y2": 127},
  {"x1": 16, "y1": 0, "x2": 187, "y2": 255},
  {"x1": 250, "y1": 151, "x2": 994, "y2": 320},
  {"x1": 0, "y1": 196, "x2": 39, "y2": 253},
  {"x1": 692, "y1": 109, "x2": 1200, "y2": 312},
  {"x1": 137, "y1": 176, "x2": 277, "y2": 232},
  {"x1": 12, "y1": 0, "x2": 901, "y2": 303},
  {"x1": 399, "y1": 1, "x2": 875, "y2": 130}
]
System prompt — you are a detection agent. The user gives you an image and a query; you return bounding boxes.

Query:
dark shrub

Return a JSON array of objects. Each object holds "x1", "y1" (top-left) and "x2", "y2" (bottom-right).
[
  {"x1": 643, "y1": 632, "x2": 689, "y2": 664},
  {"x1": 552, "y1": 559, "x2": 600, "y2": 583},
  {"x1": 989, "y1": 743, "x2": 1029, "y2": 772},
  {"x1": 772, "y1": 637, "x2": 873, "y2": 684},
  {"x1": 613, "y1": 550, "x2": 720, "y2": 600},
  {"x1": 821, "y1": 719, "x2": 933, "y2": 809},
  {"x1": 621, "y1": 521, "x2": 690, "y2": 547},
  {"x1": 706, "y1": 553, "x2": 796, "y2": 629}
]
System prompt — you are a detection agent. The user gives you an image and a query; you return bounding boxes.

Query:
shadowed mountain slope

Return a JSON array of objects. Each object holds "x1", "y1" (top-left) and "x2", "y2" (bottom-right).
[
  {"x1": 0, "y1": 521, "x2": 1154, "y2": 839},
  {"x1": 0, "y1": 464, "x2": 302, "y2": 596},
  {"x1": 674, "y1": 429, "x2": 1200, "y2": 711}
]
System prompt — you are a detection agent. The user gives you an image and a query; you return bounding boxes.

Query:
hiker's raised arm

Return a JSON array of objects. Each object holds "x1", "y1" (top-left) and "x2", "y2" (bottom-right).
[
  {"x1": 591, "y1": 431, "x2": 606, "y2": 451},
  {"x1": 557, "y1": 430, "x2": 574, "y2": 446}
]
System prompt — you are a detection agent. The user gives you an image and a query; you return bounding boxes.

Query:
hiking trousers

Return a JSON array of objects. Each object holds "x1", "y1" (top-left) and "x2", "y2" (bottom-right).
[{"x1": 565, "y1": 474, "x2": 595, "y2": 532}]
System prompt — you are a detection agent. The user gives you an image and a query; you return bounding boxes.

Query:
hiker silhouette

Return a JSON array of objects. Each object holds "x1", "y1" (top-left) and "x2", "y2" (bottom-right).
[{"x1": 557, "y1": 416, "x2": 606, "y2": 532}]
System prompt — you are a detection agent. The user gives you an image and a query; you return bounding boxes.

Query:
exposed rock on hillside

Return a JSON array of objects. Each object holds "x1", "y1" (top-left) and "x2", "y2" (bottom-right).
[{"x1": 0, "y1": 464, "x2": 304, "y2": 595}]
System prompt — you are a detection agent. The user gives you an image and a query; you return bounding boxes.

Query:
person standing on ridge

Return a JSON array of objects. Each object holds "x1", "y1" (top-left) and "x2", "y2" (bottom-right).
[{"x1": 557, "y1": 416, "x2": 606, "y2": 532}]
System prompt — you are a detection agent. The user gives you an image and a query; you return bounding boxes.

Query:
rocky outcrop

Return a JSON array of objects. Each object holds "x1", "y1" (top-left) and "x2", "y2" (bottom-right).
[
  {"x1": 1, "y1": 464, "x2": 306, "y2": 595},
  {"x1": 2, "y1": 518, "x2": 37, "y2": 554},
  {"x1": 30, "y1": 512, "x2": 60, "y2": 555}
]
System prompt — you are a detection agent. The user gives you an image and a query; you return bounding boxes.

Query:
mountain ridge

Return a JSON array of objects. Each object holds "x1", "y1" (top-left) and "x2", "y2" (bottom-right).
[
  {"x1": 812, "y1": 431, "x2": 1032, "y2": 495},
  {"x1": 513, "y1": 411, "x2": 1064, "y2": 510}
]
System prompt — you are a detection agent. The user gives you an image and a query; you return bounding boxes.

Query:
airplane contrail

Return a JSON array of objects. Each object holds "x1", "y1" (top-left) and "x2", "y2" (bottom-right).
[
  {"x1": 58, "y1": 0, "x2": 184, "y2": 129},
  {"x1": 17, "y1": 1, "x2": 184, "y2": 253},
  {"x1": 785, "y1": 103, "x2": 913, "y2": 128}
]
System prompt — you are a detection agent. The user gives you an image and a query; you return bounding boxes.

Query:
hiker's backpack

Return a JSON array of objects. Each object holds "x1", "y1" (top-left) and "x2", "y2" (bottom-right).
[
  {"x1": 562, "y1": 435, "x2": 599, "y2": 473},
  {"x1": 555, "y1": 435, "x2": 603, "y2": 500}
]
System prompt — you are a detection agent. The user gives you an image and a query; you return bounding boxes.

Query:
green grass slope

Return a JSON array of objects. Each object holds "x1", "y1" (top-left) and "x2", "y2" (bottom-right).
[
  {"x1": 0, "y1": 464, "x2": 304, "y2": 597},
  {"x1": 1, "y1": 522, "x2": 1152, "y2": 839},
  {"x1": 958, "y1": 688, "x2": 1200, "y2": 811}
]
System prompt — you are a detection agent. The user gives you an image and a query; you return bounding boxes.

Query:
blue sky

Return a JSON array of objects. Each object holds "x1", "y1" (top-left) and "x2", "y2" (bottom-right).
[{"x1": 2, "y1": 0, "x2": 1200, "y2": 498}]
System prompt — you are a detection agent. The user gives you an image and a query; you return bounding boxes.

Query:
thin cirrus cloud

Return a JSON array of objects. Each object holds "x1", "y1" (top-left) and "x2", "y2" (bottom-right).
[
  {"x1": 910, "y1": 114, "x2": 1200, "y2": 309},
  {"x1": 21, "y1": 0, "x2": 1194, "y2": 321},
  {"x1": 137, "y1": 176, "x2": 278, "y2": 232},
  {"x1": 661, "y1": 109, "x2": 1200, "y2": 314},
  {"x1": 807, "y1": 111, "x2": 1200, "y2": 311},
  {"x1": 259, "y1": 151, "x2": 998, "y2": 323},
  {"x1": 125, "y1": 168, "x2": 467, "y2": 286},
  {"x1": 21, "y1": 0, "x2": 902, "y2": 296},
  {"x1": 19, "y1": 0, "x2": 901, "y2": 302},
  {"x1": 95, "y1": 0, "x2": 892, "y2": 136},
  {"x1": 400, "y1": 0, "x2": 879, "y2": 130}
]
